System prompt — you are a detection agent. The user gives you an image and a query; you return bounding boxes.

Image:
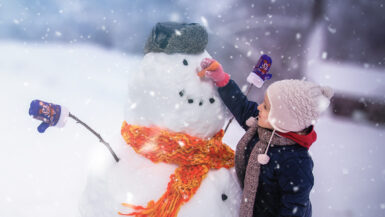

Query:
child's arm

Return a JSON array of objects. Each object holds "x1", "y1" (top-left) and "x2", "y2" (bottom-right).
[
  {"x1": 278, "y1": 157, "x2": 314, "y2": 216},
  {"x1": 199, "y1": 58, "x2": 259, "y2": 130},
  {"x1": 217, "y1": 80, "x2": 259, "y2": 130}
]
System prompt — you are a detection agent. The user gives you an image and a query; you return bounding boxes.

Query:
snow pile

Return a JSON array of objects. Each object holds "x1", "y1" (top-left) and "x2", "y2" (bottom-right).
[
  {"x1": 0, "y1": 41, "x2": 140, "y2": 217},
  {"x1": 0, "y1": 41, "x2": 384, "y2": 217},
  {"x1": 79, "y1": 146, "x2": 241, "y2": 217},
  {"x1": 80, "y1": 43, "x2": 242, "y2": 216}
]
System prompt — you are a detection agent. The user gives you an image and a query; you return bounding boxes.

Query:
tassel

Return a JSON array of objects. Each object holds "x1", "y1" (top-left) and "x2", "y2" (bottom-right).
[{"x1": 257, "y1": 129, "x2": 276, "y2": 165}]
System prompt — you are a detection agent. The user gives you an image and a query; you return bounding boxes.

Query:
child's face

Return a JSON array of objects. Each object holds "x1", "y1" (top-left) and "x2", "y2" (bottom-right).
[{"x1": 257, "y1": 94, "x2": 274, "y2": 130}]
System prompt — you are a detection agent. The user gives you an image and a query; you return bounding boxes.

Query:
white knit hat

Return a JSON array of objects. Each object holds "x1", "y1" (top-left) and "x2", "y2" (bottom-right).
[{"x1": 266, "y1": 79, "x2": 334, "y2": 133}]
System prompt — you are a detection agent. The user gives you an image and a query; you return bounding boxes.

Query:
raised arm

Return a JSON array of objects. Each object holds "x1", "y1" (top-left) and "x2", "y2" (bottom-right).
[
  {"x1": 217, "y1": 80, "x2": 259, "y2": 130},
  {"x1": 199, "y1": 58, "x2": 259, "y2": 130}
]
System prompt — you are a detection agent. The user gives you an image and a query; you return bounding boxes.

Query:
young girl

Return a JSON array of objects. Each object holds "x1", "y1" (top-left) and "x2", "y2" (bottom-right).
[{"x1": 200, "y1": 58, "x2": 333, "y2": 217}]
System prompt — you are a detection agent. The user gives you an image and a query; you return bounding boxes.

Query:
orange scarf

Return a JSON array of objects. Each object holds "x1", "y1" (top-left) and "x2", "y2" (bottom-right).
[{"x1": 119, "y1": 121, "x2": 235, "y2": 217}]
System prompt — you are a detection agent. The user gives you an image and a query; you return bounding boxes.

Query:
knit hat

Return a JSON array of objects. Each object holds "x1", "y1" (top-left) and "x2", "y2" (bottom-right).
[
  {"x1": 144, "y1": 22, "x2": 208, "y2": 54},
  {"x1": 266, "y1": 79, "x2": 334, "y2": 133}
]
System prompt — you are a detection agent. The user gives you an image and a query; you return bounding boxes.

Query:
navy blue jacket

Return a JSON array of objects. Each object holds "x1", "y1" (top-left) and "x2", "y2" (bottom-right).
[{"x1": 218, "y1": 80, "x2": 314, "y2": 217}]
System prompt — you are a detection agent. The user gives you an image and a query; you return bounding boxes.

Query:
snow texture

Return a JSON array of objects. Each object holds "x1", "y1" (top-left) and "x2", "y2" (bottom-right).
[
  {"x1": 79, "y1": 48, "x2": 242, "y2": 217},
  {"x1": 0, "y1": 41, "x2": 384, "y2": 217},
  {"x1": 124, "y1": 51, "x2": 229, "y2": 139}
]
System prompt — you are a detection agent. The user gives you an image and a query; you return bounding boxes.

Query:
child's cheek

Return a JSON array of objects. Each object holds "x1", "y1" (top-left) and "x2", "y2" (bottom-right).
[{"x1": 258, "y1": 115, "x2": 267, "y2": 125}]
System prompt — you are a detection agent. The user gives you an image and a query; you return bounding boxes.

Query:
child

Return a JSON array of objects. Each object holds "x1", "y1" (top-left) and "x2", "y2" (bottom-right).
[{"x1": 200, "y1": 58, "x2": 333, "y2": 217}]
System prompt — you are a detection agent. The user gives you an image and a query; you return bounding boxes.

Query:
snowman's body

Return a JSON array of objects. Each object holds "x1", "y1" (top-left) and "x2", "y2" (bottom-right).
[{"x1": 80, "y1": 23, "x2": 242, "y2": 217}]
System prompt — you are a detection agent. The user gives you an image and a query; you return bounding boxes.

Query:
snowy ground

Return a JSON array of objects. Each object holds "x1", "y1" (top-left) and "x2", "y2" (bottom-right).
[{"x1": 0, "y1": 41, "x2": 384, "y2": 217}]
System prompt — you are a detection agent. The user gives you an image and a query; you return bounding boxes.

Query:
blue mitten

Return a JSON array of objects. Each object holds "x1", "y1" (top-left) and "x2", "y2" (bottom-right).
[
  {"x1": 247, "y1": 54, "x2": 272, "y2": 88},
  {"x1": 29, "y1": 100, "x2": 69, "y2": 133}
]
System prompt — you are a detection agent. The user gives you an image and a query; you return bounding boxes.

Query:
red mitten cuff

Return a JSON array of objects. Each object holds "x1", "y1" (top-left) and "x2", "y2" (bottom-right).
[{"x1": 215, "y1": 73, "x2": 230, "y2": 87}]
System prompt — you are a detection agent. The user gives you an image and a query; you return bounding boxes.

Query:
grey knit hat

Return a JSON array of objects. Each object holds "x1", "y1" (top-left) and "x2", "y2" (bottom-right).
[
  {"x1": 144, "y1": 22, "x2": 208, "y2": 54},
  {"x1": 266, "y1": 79, "x2": 334, "y2": 133}
]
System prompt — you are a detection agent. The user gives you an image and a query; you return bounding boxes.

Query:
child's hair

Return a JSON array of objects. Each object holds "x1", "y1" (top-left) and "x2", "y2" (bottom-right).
[{"x1": 266, "y1": 79, "x2": 333, "y2": 133}]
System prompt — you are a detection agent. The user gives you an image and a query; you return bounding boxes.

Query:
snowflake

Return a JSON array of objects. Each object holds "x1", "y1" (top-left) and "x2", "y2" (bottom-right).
[
  {"x1": 296, "y1": 33, "x2": 301, "y2": 40},
  {"x1": 178, "y1": 141, "x2": 185, "y2": 147},
  {"x1": 327, "y1": 25, "x2": 337, "y2": 34},
  {"x1": 175, "y1": 30, "x2": 182, "y2": 36},
  {"x1": 200, "y1": 16, "x2": 208, "y2": 27},
  {"x1": 322, "y1": 52, "x2": 328, "y2": 59},
  {"x1": 130, "y1": 103, "x2": 137, "y2": 109}
]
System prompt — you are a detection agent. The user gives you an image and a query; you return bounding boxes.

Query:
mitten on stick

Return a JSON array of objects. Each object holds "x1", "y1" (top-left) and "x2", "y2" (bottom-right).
[
  {"x1": 29, "y1": 99, "x2": 69, "y2": 133},
  {"x1": 246, "y1": 54, "x2": 272, "y2": 88}
]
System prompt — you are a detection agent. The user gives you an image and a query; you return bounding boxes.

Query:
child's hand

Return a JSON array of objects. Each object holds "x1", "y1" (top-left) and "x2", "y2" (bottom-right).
[
  {"x1": 199, "y1": 58, "x2": 230, "y2": 87},
  {"x1": 200, "y1": 58, "x2": 215, "y2": 70}
]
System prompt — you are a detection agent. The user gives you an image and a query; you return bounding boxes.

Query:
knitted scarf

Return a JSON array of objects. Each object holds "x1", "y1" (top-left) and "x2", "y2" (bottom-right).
[
  {"x1": 235, "y1": 119, "x2": 296, "y2": 217},
  {"x1": 119, "y1": 121, "x2": 235, "y2": 217}
]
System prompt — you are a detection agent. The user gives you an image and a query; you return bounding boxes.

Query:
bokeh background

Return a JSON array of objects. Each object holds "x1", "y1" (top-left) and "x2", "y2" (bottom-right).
[{"x1": 1, "y1": 0, "x2": 384, "y2": 216}]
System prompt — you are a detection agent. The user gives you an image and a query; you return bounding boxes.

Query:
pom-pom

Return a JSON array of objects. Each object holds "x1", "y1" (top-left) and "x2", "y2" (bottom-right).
[
  {"x1": 321, "y1": 86, "x2": 334, "y2": 99},
  {"x1": 246, "y1": 117, "x2": 257, "y2": 127},
  {"x1": 258, "y1": 154, "x2": 270, "y2": 165}
]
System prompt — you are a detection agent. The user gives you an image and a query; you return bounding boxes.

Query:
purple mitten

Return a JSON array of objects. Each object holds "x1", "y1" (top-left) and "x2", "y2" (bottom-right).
[
  {"x1": 247, "y1": 55, "x2": 272, "y2": 88},
  {"x1": 29, "y1": 100, "x2": 69, "y2": 133}
]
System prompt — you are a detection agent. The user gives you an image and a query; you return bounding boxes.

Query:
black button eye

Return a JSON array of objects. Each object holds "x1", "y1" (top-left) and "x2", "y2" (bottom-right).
[
  {"x1": 221, "y1": 193, "x2": 228, "y2": 201},
  {"x1": 179, "y1": 90, "x2": 185, "y2": 97},
  {"x1": 183, "y1": 59, "x2": 188, "y2": 66},
  {"x1": 209, "y1": 98, "x2": 215, "y2": 104},
  {"x1": 187, "y1": 99, "x2": 194, "y2": 104}
]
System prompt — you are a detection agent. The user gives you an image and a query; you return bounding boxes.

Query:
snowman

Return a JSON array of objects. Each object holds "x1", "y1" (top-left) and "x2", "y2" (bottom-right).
[{"x1": 79, "y1": 22, "x2": 242, "y2": 217}]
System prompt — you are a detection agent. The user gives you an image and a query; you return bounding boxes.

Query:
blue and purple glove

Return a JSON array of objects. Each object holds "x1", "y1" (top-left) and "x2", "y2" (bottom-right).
[
  {"x1": 29, "y1": 99, "x2": 69, "y2": 133},
  {"x1": 246, "y1": 54, "x2": 272, "y2": 88}
]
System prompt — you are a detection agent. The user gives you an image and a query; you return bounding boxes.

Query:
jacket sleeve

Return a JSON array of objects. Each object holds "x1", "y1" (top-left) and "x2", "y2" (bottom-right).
[
  {"x1": 217, "y1": 80, "x2": 259, "y2": 130},
  {"x1": 278, "y1": 158, "x2": 314, "y2": 217}
]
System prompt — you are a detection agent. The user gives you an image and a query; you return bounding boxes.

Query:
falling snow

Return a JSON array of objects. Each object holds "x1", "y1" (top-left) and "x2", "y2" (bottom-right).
[{"x1": 0, "y1": 1, "x2": 384, "y2": 216}]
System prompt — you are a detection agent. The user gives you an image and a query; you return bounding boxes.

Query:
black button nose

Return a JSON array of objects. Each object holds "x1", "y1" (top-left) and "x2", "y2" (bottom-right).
[
  {"x1": 221, "y1": 193, "x2": 228, "y2": 201},
  {"x1": 187, "y1": 99, "x2": 194, "y2": 104}
]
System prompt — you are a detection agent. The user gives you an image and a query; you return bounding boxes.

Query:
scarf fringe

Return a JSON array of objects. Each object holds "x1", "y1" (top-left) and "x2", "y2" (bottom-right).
[{"x1": 119, "y1": 122, "x2": 234, "y2": 217}]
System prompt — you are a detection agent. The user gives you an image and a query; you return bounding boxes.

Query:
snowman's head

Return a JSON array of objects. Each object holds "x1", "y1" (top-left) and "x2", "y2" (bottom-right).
[{"x1": 124, "y1": 22, "x2": 229, "y2": 139}]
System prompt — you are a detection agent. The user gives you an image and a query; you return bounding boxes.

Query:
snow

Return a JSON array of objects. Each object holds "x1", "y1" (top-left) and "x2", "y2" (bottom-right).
[
  {"x1": 79, "y1": 47, "x2": 241, "y2": 217},
  {"x1": 311, "y1": 114, "x2": 385, "y2": 216},
  {"x1": 123, "y1": 51, "x2": 229, "y2": 139},
  {"x1": 0, "y1": 41, "x2": 140, "y2": 217},
  {"x1": 0, "y1": 41, "x2": 384, "y2": 217},
  {"x1": 307, "y1": 60, "x2": 385, "y2": 98}
]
